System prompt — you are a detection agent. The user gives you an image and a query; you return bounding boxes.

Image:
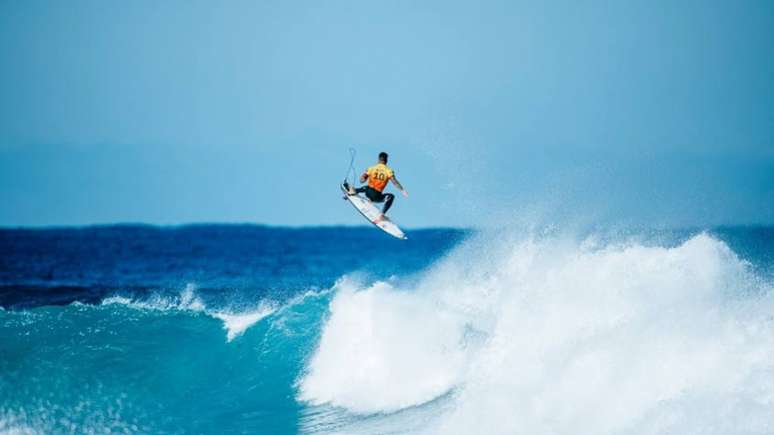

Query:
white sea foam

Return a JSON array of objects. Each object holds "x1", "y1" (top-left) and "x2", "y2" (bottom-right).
[
  {"x1": 212, "y1": 303, "x2": 276, "y2": 342},
  {"x1": 101, "y1": 283, "x2": 205, "y2": 312},
  {"x1": 298, "y1": 277, "x2": 471, "y2": 414},
  {"x1": 0, "y1": 405, "x2": 141, "y2": 435},
  {"x1": 0, "y1": 410, "x2": 38, "y2": 435},
  {"x1": 299, "y1": 232, "x2": 774, "y2": 434},
  {"x1": 100, "y1": 284, "x2": 275, "y2": 342}
]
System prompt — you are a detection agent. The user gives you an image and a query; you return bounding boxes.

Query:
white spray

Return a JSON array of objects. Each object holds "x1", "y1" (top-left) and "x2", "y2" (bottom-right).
[{"x1": 299, "y1": 232, "x2": 774, "y2": 434}]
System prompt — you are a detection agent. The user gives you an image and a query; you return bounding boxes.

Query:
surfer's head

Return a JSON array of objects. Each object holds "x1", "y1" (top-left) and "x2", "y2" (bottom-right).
[{"x1": 379, "y1": 152, "x2": 388, "y2": 163}]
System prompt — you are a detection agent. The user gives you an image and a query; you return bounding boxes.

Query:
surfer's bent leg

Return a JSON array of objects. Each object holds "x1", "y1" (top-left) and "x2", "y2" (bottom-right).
[
  {"x1": 365, "y1": 187, "x2": 381, "y2": 201},
  {"x1": 382, "y1": 193, "x2": 394, "y2": 214}
]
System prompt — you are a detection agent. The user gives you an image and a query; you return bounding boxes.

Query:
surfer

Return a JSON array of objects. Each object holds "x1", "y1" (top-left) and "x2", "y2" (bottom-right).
[{"x1": 346, "y1": 152, "x2": 408, "y2": 221}]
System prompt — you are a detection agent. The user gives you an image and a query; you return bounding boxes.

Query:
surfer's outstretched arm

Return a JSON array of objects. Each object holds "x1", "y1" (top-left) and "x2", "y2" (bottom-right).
[
  {"x1": 391, "y1": 176, "x2": 409, "y2": 197},
  {"x1": 360, "y1": 172, "x2": 369, "y2": 183}
]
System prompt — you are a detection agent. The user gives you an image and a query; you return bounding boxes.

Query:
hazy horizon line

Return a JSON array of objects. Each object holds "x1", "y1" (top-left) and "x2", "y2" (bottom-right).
[{"x1": 1, "y1": 221, "x2": 772, "y2": 232}]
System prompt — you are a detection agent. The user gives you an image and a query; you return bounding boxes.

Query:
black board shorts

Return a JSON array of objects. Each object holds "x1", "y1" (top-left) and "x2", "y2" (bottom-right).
[{"x1": 364, "y1": 187, "x2": 387, "y2": 203}]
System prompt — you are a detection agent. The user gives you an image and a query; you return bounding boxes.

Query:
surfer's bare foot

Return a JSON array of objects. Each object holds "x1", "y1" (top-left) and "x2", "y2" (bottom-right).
[{"x1": 375, "y1": 214, "x2": 388, "y2": 222}]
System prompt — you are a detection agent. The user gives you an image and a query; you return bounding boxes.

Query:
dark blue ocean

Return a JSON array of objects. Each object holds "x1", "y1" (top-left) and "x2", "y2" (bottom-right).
[{"x1": 2, "y1": 225, "x2": 774, "y2": 434}]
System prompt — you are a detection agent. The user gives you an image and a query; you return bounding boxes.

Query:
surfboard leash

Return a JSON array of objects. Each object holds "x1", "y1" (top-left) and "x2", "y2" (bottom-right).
[{"x1": 343, "y1": 147, "x2": 357, "y2": 185}]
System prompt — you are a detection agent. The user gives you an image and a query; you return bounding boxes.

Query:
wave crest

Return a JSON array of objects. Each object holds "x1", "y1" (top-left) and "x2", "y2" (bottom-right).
[
  {"x1": 101, "y1": 284, "x2": 276, "y2": 342},
  {"x1": 299, "y1": 232, "x2": 774, "y2": 434}
]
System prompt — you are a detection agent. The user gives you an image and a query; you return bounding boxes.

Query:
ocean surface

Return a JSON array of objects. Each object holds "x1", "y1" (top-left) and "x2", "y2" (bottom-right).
[{"x1": 1, "y1": 225, "x2": 773, "y2": 434}]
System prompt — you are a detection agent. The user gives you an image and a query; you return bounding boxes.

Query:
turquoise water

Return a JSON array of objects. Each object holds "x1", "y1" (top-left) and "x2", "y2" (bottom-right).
[
  {"x1": 0, "y1": 226, "x2": 464, "y2": 433},
  {"x1": 2, "y1": 225, "x2": 774, "y2": 434}
]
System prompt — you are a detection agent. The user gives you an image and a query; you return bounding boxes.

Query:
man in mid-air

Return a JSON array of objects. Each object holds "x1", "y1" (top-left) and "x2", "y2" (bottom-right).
[{"x1": 346, "y1": 152, "x2": 408, "y2": 221}]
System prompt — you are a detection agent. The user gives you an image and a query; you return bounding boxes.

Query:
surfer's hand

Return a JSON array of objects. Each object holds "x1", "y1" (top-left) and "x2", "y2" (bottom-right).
[{"x1": 401, "y1": 190, "x2": 409, "y2": 198}]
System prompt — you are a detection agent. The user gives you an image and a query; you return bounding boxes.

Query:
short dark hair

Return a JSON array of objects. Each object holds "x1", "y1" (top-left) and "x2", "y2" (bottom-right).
[{"x1": 378, "y1": 152, "x2": 388, "y2": 163}]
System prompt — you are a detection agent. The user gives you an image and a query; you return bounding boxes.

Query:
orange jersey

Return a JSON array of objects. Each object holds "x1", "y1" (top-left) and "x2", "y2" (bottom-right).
[{"x1": 365, "y1": 163, "x2": 394, "y2": 192}]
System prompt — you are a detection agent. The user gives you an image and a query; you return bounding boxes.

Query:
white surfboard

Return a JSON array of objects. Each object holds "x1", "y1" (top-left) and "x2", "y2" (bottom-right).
[{"x1": 341, "y1": 184, "x2": 407, "y2": 240}]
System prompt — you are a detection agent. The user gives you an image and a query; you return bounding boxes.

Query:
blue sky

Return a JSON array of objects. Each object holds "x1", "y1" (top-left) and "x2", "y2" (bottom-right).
[{"x1": 1, "y1": 0, "x2": 772, "y2": 228}]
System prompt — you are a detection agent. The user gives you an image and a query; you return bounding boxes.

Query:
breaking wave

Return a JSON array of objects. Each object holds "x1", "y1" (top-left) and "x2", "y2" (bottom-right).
[
  {"x1": 299, "y1": 232, "x2": 774, "y2": 434},
  {"x1": 100, "y1": 284, "x2": 278, "y2": 342},
  {"x1": 3, "y1": 228, "x2": 774, "y2": 434}
]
